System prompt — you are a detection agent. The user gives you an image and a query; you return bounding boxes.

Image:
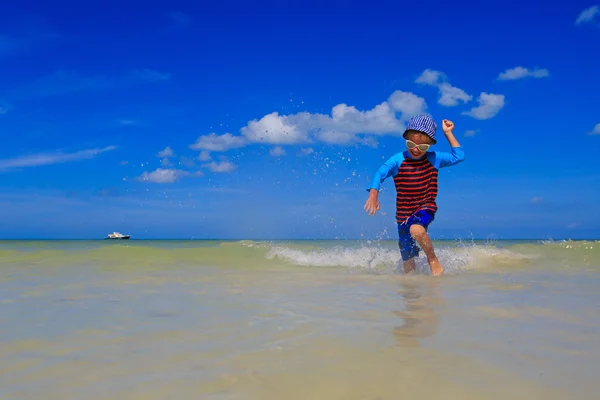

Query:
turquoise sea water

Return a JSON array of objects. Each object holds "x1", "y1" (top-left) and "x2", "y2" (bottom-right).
[{"x1": 1, "y1": 239, "x2": 599, "y2": 399}]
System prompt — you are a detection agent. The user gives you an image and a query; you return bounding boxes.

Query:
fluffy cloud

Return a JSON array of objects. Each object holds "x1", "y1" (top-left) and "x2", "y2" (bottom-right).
[
  {"x1": 157, "y1": 146, "x2": 175, "y2": 166},
  {"x1": 316, "y1": 130, "x2": 359, "y2": 146},
  {"x1": 461, "y1": 93, "x2": 505, "y2": 120},
  {"x1": 387, "y1": 91, "x2": 428, "y2": 116},
  {"x1": 590, "y1": 123, "x2": 600, "y2": 135},
  {"x1": 202, "y1": 160, "x2": 237, "y2": 173},
  {"x1": 415, "y1": 69, "x2": 472, "y2": 107},
  {"x1": 185, "y1": 91, "x2": 426, "y2": 153},
  {"x1": 414, "y1": 69, "x2": 442, "y2": 85},
  {"x1": 0, "y1": 145, "x2": 117, "y2": 171},
  {"x1": 178, "y1": 157, "x2": 196, "y2": 168},
  {"x1": 575, "y1": 5, "x2": 599, "y2": 25},
  {"x1": 240, "y1": 112, "x2": 310, "y2": 145},
  {"x1": 238, "y1": 90, "x2": 426, "y2": 146},
  {"x1": 137, "y1": 168, "x2": 200, "y2": 183},
  {"x1": 158, "y1": 146, "x2": 175, "y2": 158},
  {"x1": 498, "y1": 66, "x2": 550, "y2": 80},
  {"x1": 189, "y1": 132, "x2": 248, "y2": 152},
  {"x1": 198, "y1": 150, "x2": 211, "y2": 161},
  {"x1": 437, "y1": 83, "x2": 473, "y2": 106}
]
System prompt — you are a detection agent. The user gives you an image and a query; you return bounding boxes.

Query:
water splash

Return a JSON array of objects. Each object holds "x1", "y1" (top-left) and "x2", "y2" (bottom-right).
[{"x1": 265, "y1": 242, "x2": 534, "y2": 275}]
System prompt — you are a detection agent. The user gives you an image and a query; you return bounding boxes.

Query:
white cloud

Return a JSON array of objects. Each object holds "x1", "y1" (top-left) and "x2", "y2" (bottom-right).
[
  {"x1": 415, "y1": 69, "x2": 443, "y2": 85},
  {"x1": 238, "y1": 90, "x2": 427, "y2": 146},
  {"x1": 269, "y1": 146, "x2": 286, "y2": 157},
  {"x1": 464, "y1": 129, "x2": 478, "y2": 137},
  {"x1": 182, "y1": 90, "x2": 427, "y2": 154},
  {"x1": 300, "y1": 147, "x2": 314, "y2": 155},
  {"x1": 178, "y1": 156, "x2": 196, "y2": 168},
  {"x1": 437, "y1": 82, "x2": 473, "y2": 106},
  {"x1": 158, "y1": 146, "x2": 175, "y2": 158},
  {"x1": 202, "y1": 160, "x2": 237, "y2": 173},
  {"x1": 415, "y1": 69, "x2": 472, "y2": 107},
  {"x1": 0, "y1": 145, "x2": 117, "y2": 170},
  {"x1": 461, "y1": 93, "x2": 505, "y2": 120},
  {"x1": 240, "y1": 112, "x2": 311, "y2": 145},
  {"x1": 498, "y1": 66, "x2": 550, "y2": 80},
  {"x1": 189, "y1": 132, "x2": 248, "y2": 152},
  {"x1": 589, "y1": 123, "x2": 600, "y2": 135},
  {"x1": 137, "y1": 168, "x2": 196, "y2": 183},
  {"x1": 575, "y1": 5, "x2": 599, "y2": 25},
  {"x1": 315, "y1": 130, "x2": 357, "y2": 145},
  {"x1": 387, "y1": 91, "x2": 428, "y2": 116},
  {"x1": 158, "y1": 146, "x2": 175, "y2": 167},
  {"x1": 198, "y1": 150, "x2": 211, "y2": 161}
]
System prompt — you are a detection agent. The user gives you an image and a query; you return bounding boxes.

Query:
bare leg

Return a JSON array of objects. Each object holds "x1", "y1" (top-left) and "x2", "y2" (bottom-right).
[
  {"x1": 409, "y1": 225, "x2": 443, "y2": 276},
  {"x1": 403, "y1": 258, "x2": 416, "y2": 274}
]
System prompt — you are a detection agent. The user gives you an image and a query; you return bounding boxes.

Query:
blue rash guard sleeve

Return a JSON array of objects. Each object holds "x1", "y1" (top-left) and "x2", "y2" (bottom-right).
[
  {"x1": 428, "y1": 146, "x2": 465, "y2": 169},
  {"x1": 366, "y1": 152, "x2": 404, "y2": 192}
]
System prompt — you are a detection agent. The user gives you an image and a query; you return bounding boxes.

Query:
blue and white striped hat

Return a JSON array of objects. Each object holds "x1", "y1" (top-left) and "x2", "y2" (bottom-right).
[{"x1": 403, "y1": 114, "x2": 437, "y2": 144}]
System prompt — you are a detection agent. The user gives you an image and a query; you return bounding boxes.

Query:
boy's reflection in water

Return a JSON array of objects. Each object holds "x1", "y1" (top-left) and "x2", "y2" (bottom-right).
[{"x1": 392, "y1": 278, "x2": 444, "y2": 347}]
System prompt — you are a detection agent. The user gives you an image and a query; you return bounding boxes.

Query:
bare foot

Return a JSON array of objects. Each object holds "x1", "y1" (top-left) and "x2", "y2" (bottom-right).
[
  {"x1": 428, "y1": 257, "x2": 444, "y2": 276},
  {"x1": 403, "y1": 259, "x2": 416, "y2": 274}
]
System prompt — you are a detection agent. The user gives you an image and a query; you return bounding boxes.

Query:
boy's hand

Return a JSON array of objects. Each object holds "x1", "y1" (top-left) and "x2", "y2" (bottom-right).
[
  {"x1": 442, "y1": 119, "x2": 454, "y2": 134},
  {"x1": 442, "y1": 119, "x2": 461, "y2": 147},
  {"x1": 364, "y1": 190, "x2": 380, "y2": 216}
]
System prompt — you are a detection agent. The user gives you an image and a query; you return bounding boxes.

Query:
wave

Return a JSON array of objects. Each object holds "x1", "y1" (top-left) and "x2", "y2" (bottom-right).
[
  {"x1": 266, "y1": 242, "x2": 535, "y2": 274},
  {"x1": 2, "y1": 239, "x2": 584, "y2": 275}
]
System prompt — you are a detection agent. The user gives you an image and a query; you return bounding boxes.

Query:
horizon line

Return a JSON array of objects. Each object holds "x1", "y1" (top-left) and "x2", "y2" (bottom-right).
[{"x1": 0, "y1": 237, "x2": 597, "y2": 241}]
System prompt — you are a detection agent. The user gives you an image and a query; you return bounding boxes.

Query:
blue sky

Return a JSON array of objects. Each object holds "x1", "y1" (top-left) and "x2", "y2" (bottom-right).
[{"x1": 0, "y1": 0, "x2": 599, "y2": 240}]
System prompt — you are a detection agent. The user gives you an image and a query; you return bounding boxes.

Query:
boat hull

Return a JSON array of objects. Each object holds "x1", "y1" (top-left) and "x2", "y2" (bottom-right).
[{"x1": 104, "y1": 236, "x2": 131, "y2": 240}]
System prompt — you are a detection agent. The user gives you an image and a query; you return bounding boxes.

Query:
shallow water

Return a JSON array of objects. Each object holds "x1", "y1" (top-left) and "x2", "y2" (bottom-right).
[{"x1": 1, "y1": 239, "x2": 599, "y2": 399}]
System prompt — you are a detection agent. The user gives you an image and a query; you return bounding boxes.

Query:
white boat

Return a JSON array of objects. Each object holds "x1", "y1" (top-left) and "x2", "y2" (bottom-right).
[{"x1": 105, "y1": 231, "x2": 131, "y2": 240}]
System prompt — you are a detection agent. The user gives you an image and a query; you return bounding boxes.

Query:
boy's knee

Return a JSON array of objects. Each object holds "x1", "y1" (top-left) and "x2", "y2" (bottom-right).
[{"x1": 409, "y1": 224, "x2": 426, "y2": 240}]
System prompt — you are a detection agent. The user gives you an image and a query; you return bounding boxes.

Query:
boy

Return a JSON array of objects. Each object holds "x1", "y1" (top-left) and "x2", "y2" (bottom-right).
[{"x1": 363, "y1": 115, "x2": 465, "y2": 276}]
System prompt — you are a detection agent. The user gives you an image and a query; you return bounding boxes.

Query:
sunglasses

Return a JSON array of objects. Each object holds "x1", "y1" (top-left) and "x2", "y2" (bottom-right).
[{"x1": 406, "y1": 140, "x2": 431, "y2": 152}]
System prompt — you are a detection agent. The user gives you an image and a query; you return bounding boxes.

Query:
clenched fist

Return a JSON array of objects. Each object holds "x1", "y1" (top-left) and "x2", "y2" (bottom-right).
[{"x1": 442, "y1": 119, "x2": 454, "y2": 134}]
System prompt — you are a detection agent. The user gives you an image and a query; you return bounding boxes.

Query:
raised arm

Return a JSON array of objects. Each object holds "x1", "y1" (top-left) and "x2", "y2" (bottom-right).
[
  {"x1": 443, "y1": 119, "x2": 461, "y2": 148},
  {"x1": 431, "y1": 119, "x2": 465, "y2": 169}
]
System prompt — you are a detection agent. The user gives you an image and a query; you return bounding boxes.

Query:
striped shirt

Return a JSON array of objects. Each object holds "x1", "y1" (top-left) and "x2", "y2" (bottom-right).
[{"x1": 367, "y1": 147, "x2": 465, "y2": 223}]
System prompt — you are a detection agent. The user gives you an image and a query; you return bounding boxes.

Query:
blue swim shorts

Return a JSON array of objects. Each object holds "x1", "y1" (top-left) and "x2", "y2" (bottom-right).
[{"x1": 397, "y1": 210, "x2": 435, "y2": 261}]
